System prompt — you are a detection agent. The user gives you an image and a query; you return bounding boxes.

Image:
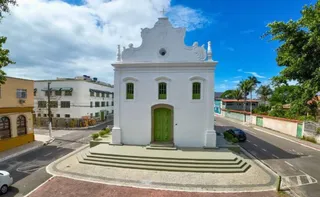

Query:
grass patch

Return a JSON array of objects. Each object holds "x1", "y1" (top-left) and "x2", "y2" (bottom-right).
[{"x1": 302, "y1": 135, "x2": 317, "y2": 143}]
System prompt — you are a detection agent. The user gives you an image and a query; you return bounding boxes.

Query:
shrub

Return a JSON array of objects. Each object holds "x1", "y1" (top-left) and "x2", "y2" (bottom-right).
[
  {"x1": 91, "y1": 133, "x2": 99, "y2": 140},
  {"x1": 302, "y1": 135, "x2": 317, "y2": 143},
  {"x1": 104, "y1": 127, "x2": 111, "y2": 133},
  {"x1": 231, "y1": 137, "x2": 239, "y2": 143},
  {"x1": 317, "y1": 128, "x2": 320, "y2": 135}
]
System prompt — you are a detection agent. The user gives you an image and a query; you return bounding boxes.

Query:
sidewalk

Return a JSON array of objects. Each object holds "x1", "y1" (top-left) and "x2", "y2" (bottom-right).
[
  {"x1": 34, "y1": 120, "x2": 113, "y2": 131},
  {"x1": 219, "y1": 116, "x2": 320, "y2": 151}
]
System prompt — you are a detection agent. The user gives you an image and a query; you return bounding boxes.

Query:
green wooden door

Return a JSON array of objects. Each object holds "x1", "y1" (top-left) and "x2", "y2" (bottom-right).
[
  {"x1": 100, "y1": 111, "x2": 104, "y2": 121},
  {"x1": 256, "y1": 117, "x2": 263, "y2": 127},
  {"x1": 296, "y1": 123, "x2": 303, "y2": 138},
  {"x1": 154, "y1": 108, "x2": 172, "y2": 142}
]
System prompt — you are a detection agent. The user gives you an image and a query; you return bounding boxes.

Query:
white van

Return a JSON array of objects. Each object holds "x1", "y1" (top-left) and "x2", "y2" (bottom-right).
[{"x1": 0, "y1": 171, "x2": 13, "y2": 194}]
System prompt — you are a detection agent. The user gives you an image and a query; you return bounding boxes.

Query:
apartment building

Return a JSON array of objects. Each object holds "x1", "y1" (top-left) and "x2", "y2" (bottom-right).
[
  {"x1": 0, "y1": 77, "x2": 35, "y2": 152},
  {"x1": 34, "y1": 76, "x2": 114, "y2": 120}
]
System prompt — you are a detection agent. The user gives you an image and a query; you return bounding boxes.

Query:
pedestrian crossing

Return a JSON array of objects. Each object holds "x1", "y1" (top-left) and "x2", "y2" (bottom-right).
[{"x1": 281, "y1": 174, "x2": 317, "y2": 189}]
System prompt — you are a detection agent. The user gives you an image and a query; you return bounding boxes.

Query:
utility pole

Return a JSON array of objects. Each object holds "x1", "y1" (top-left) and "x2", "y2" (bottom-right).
[{"x1": 47, "y1": 82, "x2": 52, "y2": 139}]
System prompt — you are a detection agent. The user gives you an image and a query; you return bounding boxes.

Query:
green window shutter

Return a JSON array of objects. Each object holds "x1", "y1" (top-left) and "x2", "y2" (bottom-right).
[
  {"x1": 158, "y1": 82, "x2": 167, "y2": 99},
  {"x1": 192, "y1": 82, "x2": 201, "y2": 99},
  {"x1": 126, "y1": 83, "x2": 134, "y2": 99}
]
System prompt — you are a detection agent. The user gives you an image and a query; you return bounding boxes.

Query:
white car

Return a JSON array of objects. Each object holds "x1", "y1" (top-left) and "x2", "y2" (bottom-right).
[{"x1": 0, "y1": 171, "x2": 13, "y2": 194}]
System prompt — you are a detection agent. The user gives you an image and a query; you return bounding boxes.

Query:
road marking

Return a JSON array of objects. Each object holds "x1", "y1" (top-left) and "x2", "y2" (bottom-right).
[
  {"x1": 44, "y1": 152, "x2": 52, "y2": 157},
  {"x1": 245, "y1": 130, "x2": 256, "y2": 135},
  {"x1": 254, "y1": 128, "x2": 264, "y2": 132},
  {"x1": 272, "y1": 154, "x2": 279, "y2": 159},
  {"x1": 297, "y1": 176, "x2": 302, "y2": 185},
  {"x1": 247, "y1": 140, "x2": 251, "y2": 142},
  {"x1": 285, "y1": 161, "x2": 294, "y2": 167},
  {"x1": 253, "y1": 144, "x2": 258, "y2": 147},
  {"x1": 262, "y1": 149, "x2": 267, "y2": 152}
]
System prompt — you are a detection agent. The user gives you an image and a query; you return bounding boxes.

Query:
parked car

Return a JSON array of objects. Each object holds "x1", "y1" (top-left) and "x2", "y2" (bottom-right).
[
  {"x1": 0, "y1": 170, "x2": 13, "y2": 194},
  {"x1": 226, "y1": 128, "x2": 247, "y2": 142}
]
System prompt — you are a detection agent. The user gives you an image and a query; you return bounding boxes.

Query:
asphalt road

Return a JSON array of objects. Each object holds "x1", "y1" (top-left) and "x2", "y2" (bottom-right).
[
  {"x1": 215, "y1": 116, "x2": 320, "y2": 197},
  {"x1": 0, "y1": 121, "x2": 113, "y2": 197}
]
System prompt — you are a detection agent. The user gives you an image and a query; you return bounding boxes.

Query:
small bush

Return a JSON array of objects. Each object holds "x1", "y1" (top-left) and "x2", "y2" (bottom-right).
[
  {"x1": 231, "y1": 138, "x2": 239, "y2": 143},
  {"x1": 302, "y1": 135, "x2": 317, "y2": 143},
  {"x1": 104, "y1": 127, "x2": 111, "y2": 133},
  {"x1": 91, "y1": 133, "x2": 99, "y2": 140}
]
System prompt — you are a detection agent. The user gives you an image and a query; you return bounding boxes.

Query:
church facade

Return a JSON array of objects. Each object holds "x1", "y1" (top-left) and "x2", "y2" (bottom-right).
[{"x1": 111, "y1": 15, "x2": 218, "y2": 148}]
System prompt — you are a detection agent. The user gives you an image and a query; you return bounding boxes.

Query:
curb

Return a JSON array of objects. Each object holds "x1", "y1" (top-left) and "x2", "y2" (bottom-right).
[
  {"x1": 240, "y1": 147, "x2": 280, "y2": 191},
  {"x1": 24, "y1": 176, "x2": 55, "y2": 197},
  {"x1": 0, "y1": 142, "x2": 44, "y2": 163}
]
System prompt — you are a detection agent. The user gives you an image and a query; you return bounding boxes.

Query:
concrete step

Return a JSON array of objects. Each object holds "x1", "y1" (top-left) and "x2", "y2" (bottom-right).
[
  {"x1": 149, "y1": 142, "x2": 175, "y2": 147},
  {"x1": 89, "y1": 151, "x2": 238, "y2": 162},
  {"x1": 146, "y1": 146, "x2": 177, "y2": 150},
  {"x1": 85, "y1": 152, "x2": 242, "y2": 165},
  {"x1": 78, "y1": 153, "x2": 251, "y2": 173}
]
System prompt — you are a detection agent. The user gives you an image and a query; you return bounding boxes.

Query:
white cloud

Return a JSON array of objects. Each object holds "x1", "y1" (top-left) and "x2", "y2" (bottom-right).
[
  {"x1": 240, "y1": 29, "x2": 255, "y2": 34},
  {"x1": 244, "y1": 72, "x2": 266, "y2": 79},
  {"x1": 223, "y1": 80, "x2": 228, "y2": 82},
  {"x1": 237, "y1": 69, "x2": 243, "y2": 72},
  {"x1": 0, "y1": 0, "x2": 211, "y2": 83},
  {"x1": 232, "y1": 80, "x2": 240, "y2": 83}
]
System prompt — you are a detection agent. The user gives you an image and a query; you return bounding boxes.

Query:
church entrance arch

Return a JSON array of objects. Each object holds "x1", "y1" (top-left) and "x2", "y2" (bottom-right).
[{"x1": 151, "y1": 104, "x2": 173, "y2": 143}]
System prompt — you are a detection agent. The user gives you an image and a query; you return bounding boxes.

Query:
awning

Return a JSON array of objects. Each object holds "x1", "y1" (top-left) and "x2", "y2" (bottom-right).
[
  {"x1": 89, "y1": 89, "x2": 111, "y2": 94},
  {"x1": 41, "y1": 87, "x2": 73, "y2": 91}
]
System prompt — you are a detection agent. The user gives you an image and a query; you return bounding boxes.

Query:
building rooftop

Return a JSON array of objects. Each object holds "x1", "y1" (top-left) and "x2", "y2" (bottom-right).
[{"x1": 35, "y1": 76, "x2": 114, "y2": 88}]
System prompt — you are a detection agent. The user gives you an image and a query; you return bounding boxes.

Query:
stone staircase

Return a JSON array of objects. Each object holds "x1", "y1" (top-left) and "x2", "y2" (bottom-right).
[{"x1": 77, "y1": 144, "x2": 251, "y2": 173}]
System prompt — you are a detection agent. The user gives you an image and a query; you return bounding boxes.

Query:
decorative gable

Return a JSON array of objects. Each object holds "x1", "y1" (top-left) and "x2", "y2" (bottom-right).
[{"x1": 120, "y1": 17, "x2": 208, "y2": 63}]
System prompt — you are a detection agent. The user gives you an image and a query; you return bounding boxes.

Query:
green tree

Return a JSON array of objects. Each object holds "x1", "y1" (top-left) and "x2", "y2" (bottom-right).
[
  {"x1": 248, "y1": 76, "x2": 261, "y2": 113},
  {"x1": 220, "y1": 90, "x2": 235, "y2": 99},
  {"x1": 238, "y1": 79, "x2": 252, "y2": 112},
  {"x1": 264, "y1": 1, "x2": 320, "y2": 118},
  {"x1": 256, "y1": 85, "x2": 273, "y2": 105},
  {"x1": 0, "y1": 0, "x2": 17, "y2": 84}
]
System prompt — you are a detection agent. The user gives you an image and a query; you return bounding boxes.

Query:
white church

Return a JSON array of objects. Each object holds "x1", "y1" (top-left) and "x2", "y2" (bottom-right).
[{"x1": 111, "y1": 14, "x2": 218, "y2": 148}]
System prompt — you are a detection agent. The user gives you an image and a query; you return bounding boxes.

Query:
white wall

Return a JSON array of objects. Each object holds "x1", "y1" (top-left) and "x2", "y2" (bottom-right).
[
  {"x1": 115, "y1": 65, "x2": 214, "y2": 147},
  {"x1": 34, "y1": 80, "x2": 114, "y2": 119}
]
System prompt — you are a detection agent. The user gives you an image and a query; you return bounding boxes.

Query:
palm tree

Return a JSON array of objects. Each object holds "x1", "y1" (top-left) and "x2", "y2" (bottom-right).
[
  {"x1": 220, "y1": 90, "x2": 235, "y2": 99},
  {"x1": 248, "y1": 76, "x2": 261, "y2": 114},
  {"x1": 256, "y1": 85, "x2": 273, "y2": 105},
  {"x1": 238, "y1": 80, "x2": 252, "y2": 113},
  {"x1": 232, "y1": 89, "x2": 243, "y2": 109}
]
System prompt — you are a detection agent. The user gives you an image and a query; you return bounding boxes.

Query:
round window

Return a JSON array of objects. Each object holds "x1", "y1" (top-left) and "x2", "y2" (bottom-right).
[{"x1": 159, "y1": 48, "x2": 167, "y2": 56}]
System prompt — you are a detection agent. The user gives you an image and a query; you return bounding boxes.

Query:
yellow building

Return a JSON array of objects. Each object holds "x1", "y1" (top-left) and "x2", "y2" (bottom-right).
[{"x1": 0, "y1": 76, "x2": 34, "y2": 152}]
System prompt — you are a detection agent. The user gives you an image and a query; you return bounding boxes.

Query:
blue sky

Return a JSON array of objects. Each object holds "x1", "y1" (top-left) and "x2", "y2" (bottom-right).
[
  {"x1": 170, "y1": 0, "x2": 316, "y2": 91},
  {"x1": 0, "y1": 0, "x2": 317, "y2": 91}
]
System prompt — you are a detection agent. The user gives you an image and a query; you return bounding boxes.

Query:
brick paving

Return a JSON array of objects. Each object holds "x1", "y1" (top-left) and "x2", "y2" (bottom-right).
[{"x1": 27, "y1": 177, "x2": 281, "y2": 197}]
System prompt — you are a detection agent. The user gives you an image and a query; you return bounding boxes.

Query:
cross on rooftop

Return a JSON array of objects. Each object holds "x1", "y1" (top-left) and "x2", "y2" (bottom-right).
[{"x1": 160, "y1": 8, "x2": 166, "y2": 17}]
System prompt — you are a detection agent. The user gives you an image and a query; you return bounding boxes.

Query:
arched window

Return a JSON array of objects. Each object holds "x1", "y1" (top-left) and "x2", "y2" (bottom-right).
[
  {"x1": 0, "y1": 117, "x2": 11, "y2": 139},
  {"x1": 17, "y1": 115, "x2": 27, "y2": 136},
  {"x1": 192, "y1": 82, "x2": 201, "y2": 99},
  {"x1": 158, "y1": 82, "x2": 167, "y2": 99},
  {"x1": 126, "y1": 83, "x2": 134, "y2": 99}
]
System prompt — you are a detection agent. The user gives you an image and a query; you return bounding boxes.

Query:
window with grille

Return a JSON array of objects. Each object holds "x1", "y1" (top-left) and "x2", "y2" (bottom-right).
[
  {"x1": 0, "y1": 117, "x2": 11, "y2": 139},
  {"x1": 45, "y1": 91, "x2": 52, "y2": 96},
  {"x1": 55, "y1": 90, "x2": 62, "y2": 96},
  {"x1": 101, "y1": 102, "x2": 105, "y2": 107},
  {"x1": 56, "y1": 114, "x2": 60, "y2": 118},
  {"x1": 65, "y1": 114, "x2": 70, "y2": 118},
  {"x1": 38, "y1": 114, "x2": 41, "y2": 117},
  {"x1": 106, "y1": 101, "x2": 109, "y2": 106},
  {"x1": 95, "y1": 102, "x2": 100, "y2": 107},
  {"x1": 126, "y1": 83, "x2": 134, "y2": 99},
  {"x1": 96, "y1": 92, "x2": 100, "y2": 97},
  {"x1": 17, "y1": 115, "x2": 27, "y2": 136},
  {"x1": 111, "y1": 101, "x2": 114, "y2": 106},
  {"x1": 95, "y1": 112, "x2": 99, "y2": 117},
  {"x1": 90, "y1": 102, "x2": 93, "y2": 108},
  {"x1": 102, "y1": 93, "x2": 105, "y2": 97},
  {"x1": 38, "y1": 101, "x2": 47, "y2": 108},
  {"x1": 158, "y1": 82, "x2": 167, "y2": 99},
  {"x1": 49, "y1": 101, "x2": 58, "y2": 108},
  {"x1": 90, "y1": 91, "x2": 94, "y2": 96},
  {"x1": 61, "y1": 101, "x2": 71, "y2": 108},
  {"x1": 16, "y1": 89, "x2": 27, "y2": 98},
  {"x1": 192, "y1": 82, "x2": 201, "y2": 100},
  {"x1": 65, "y1": 90, "x2": 72, "y2": 96}
]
